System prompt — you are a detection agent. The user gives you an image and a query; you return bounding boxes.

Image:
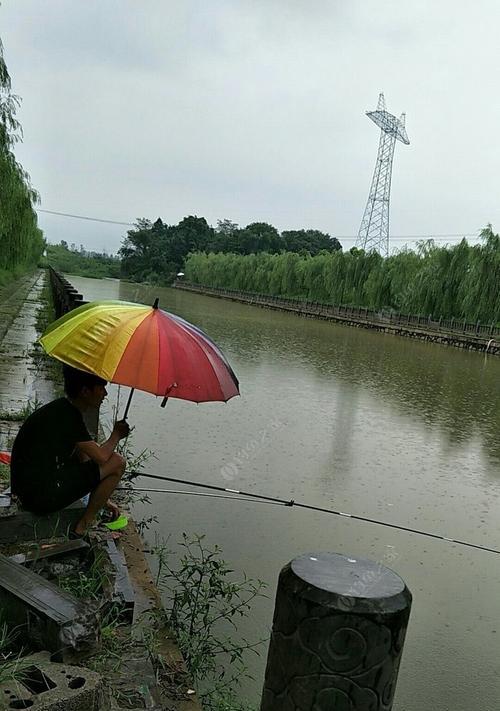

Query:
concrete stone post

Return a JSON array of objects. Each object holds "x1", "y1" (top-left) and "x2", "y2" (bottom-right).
[{"x1": 260, "y1": 552, "x2": 412, "y2": 711}]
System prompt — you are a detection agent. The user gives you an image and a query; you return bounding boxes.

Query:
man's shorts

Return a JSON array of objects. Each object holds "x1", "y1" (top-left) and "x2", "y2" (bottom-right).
[{"x1": 18, "y1": 460, "x2": 101, "y2": 514}]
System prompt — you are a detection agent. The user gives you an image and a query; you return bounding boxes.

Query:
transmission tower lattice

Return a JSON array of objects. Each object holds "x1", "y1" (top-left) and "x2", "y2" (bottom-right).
[{"x1": 356, "y1": 93, "x2": 409, "y2": 257}]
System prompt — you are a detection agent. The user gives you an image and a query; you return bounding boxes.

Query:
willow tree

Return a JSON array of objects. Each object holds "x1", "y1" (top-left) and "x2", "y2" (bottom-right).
[
  {"x1": 0, "y1": 37, "x2": 44, "y2": 277},
  {"x1": 184, "y1": 231, "x2": 500, "y2": 324},
  {"x1": 458, "y1": 227, "x2": 500, "y2": 323}
]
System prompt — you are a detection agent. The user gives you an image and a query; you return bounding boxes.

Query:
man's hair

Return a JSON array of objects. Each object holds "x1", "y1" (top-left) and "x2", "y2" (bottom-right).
[{"x1": 63, "y1": 365, "x2": 107, "y2": 399}]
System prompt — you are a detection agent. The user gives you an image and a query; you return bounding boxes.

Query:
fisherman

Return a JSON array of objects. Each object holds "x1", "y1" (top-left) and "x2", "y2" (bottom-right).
[{"x1": 10, "y1": 365, "x2": 129, "y2": 536}]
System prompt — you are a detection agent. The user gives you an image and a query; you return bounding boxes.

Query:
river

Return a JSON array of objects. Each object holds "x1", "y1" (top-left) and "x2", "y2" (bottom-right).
[{"x1": 70, "y1": 275, "x2": 500, "y2": 710}]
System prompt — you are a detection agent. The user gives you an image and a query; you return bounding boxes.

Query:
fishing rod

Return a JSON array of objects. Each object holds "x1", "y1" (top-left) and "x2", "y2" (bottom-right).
[{"x1": 127, "y1": 471, "x2": 500, "y2": 557}]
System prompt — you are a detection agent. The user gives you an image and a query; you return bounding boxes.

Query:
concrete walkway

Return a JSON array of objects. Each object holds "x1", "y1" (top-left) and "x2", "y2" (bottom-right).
[
  {"x1": 0, "y1": 269, "x2": 55, "y2": 449},
  {"x1": 0, "y1": 270, "x2": 202, "y2": 710}
]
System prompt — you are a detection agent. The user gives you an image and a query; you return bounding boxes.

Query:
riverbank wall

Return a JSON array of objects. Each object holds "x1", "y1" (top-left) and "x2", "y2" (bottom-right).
[
  {"x1": 48, "y1": 266, "x2": 86, "y2": 315},
  {"x1": 174, "y1": 281, "x2": 500, "y2": 355}
]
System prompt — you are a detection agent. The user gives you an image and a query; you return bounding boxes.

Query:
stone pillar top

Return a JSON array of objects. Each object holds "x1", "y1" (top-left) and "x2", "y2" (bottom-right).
[{"x1": 288, "y1": 551, "x2": 410, "y2": 614}]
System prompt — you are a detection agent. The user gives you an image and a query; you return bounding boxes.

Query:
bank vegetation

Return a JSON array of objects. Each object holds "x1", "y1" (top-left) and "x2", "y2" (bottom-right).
[
  {"x1": 185, "y1": 227, "x2": 500, "y2": 324},
  {"x1": 43, "y1": 242, "x2": 120, "y2": 279},
  {"x1": 119, "y1": 216, "x2": 341, "y2": 285}
]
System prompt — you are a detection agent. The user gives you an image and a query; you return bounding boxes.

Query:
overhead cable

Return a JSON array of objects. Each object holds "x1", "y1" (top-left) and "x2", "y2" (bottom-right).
[{"x1": 36, "y1": 208, "x2": 482, "y2": 242}]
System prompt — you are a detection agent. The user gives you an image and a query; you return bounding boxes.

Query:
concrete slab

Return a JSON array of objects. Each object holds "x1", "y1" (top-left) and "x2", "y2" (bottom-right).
[
  {"x1": 0, "y1": 651, "x2": 107, "y2": 710},
  {"x1": 102, "y1": 539, "x2": 135, "y2": 617},
  {"x1": 0, "y1": 553, "x2": 99, "y2": 657},
  {"x1": 8, "y1": 539, "x2": 89, "y2": 565}
]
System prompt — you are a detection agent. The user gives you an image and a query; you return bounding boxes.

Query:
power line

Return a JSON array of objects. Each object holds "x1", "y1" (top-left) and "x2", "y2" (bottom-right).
[
  {"x1": 340, "y1": 234, "x2": 481, "y2": 241},
  {"x1": 37, "y1": 208, "x2": 135, "y2": 227},
  {"x1": 36, "y1": 207, "x2": 483, "y2": 243}
]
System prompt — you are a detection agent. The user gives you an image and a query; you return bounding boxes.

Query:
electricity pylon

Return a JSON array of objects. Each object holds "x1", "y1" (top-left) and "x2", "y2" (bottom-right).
[{"x1": 356, "y1": 93, "x2": 409, "y2": 257}]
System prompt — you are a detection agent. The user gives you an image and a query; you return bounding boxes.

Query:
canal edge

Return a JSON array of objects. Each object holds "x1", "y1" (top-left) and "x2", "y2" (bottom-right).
[{"x1": 173, "y1": 281, "x2": 500, "y2": 356}]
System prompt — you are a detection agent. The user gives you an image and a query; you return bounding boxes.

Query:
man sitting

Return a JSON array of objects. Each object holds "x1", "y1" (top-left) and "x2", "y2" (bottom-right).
[{"x1": 11, "y1": 365, "x2": 129, "y2": 536}]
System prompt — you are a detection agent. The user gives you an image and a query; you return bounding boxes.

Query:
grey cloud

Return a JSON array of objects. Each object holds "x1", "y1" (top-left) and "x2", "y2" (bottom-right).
[{"x1": 2, "y1": 0, "x2": 499, "y2": 253}]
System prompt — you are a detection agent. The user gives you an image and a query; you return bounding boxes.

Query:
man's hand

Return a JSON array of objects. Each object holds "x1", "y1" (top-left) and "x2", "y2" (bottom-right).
[
  {"x1": 105, "y1": 500, "x2": 120, "y2": 521},
  {"x1": 113, "y1": 419, "x2": 130, "y2": 440}
]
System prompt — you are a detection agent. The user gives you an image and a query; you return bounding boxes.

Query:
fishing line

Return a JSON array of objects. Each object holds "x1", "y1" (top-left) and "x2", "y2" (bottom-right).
[
  {"x1": 118, "y1": 486, "x2": 281, "y2": 505},
  {"x1": 127, "y1": 471, "x2": 500, "y2": 556}
]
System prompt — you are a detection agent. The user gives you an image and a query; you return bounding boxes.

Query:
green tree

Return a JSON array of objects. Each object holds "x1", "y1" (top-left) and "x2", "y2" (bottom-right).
[
  {"x1": 119, "y1": 216, "x2": 213, "y2": 284},
  {"x1": 211, "y1": 219, "x2": 240, "y2": 252},
  {"x1": 239, "y1": 222, "x2": 283, "y2": 255},
  {"x1": 0, "y1": 37, "x2": 44, "y2": 281},
  {"x1": 282, "y1": 229, "x2": 341, "y2": 255}
]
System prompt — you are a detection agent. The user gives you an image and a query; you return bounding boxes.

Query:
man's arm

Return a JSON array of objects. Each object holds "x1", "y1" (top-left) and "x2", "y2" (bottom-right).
[{"x1": 76, "y1": 420, "x2": 130, "y2": 466}]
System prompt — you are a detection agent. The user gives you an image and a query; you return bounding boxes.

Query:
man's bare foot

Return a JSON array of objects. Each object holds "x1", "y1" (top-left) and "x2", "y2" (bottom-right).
[{"x1": 72, "y1": 520, "x2": 91, "y2": 537}]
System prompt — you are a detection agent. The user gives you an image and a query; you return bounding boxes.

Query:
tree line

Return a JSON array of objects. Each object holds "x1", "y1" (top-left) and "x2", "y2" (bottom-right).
[
  {"x1": 184, "y1": 227, "x2": 500, "y2": 324},
  {"x1": 119, "y1": 216, "x2": 341, "y2": 284},
  {"x1": 0, "y1": 38, "x2": 44, "y2": 284},
  {"x1": 44, "y1": 242, "x2": 120, "y2": 279}
]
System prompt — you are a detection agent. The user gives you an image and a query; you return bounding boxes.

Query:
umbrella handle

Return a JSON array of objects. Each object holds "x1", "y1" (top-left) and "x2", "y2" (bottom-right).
[
  {"x1": 161, "y1": 382, "x2": 177, "y2": 408},
  {"x1": 123, "y1": 388, "x2": 135, "y2": 420}
]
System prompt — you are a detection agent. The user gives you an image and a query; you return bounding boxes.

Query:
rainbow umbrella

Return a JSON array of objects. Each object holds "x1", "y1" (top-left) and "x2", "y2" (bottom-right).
[{"x1": 39, "y1": 299, "x2": 239, "y2": 416}]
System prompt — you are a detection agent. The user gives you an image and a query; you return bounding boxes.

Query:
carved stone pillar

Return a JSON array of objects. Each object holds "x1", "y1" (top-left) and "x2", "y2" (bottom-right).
[{"x1": 260, "y1": 552, "x2": 412, "y2": 711}]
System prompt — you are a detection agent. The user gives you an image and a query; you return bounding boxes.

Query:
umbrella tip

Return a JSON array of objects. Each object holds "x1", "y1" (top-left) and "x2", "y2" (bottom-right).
[{"x1": 153, "y1": 298, "x2": 159, "y2": 309}]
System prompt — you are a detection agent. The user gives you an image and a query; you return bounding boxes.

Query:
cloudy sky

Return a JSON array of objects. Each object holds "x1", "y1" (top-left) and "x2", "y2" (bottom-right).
[{"x1": 2, "y1": 1, "x2": 499, "y2": 253}]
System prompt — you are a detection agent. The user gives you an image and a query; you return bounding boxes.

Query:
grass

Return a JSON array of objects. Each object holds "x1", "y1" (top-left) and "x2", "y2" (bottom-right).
[
  {"x1": 0, "y1": 265, "x2": 32, "y2": 291},
  {"x1": 56, "y1": 548, "x2": 109, "y2": 601},
  {"x1": 0, "y1": 620, "x2": 29, "y2": 687},
  {"x1": 86, "y1": 605, "x2": 133, "y2": 675}
]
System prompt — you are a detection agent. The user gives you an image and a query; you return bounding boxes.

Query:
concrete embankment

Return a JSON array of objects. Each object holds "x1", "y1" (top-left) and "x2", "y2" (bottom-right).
[{"x1": 174, "y1": 281, "x2": 500, "y2": 355}]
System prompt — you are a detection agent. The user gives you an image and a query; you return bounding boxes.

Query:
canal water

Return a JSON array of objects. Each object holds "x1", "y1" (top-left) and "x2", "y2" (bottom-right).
[{"x1": 71, "y1": 275, "x2": 500, "y2": 711}]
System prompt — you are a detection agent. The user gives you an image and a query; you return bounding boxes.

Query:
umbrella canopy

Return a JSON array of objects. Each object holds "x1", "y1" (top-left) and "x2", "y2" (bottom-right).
[{"x1": 39, "y1": 299, "x2": 239, "y2": 405}]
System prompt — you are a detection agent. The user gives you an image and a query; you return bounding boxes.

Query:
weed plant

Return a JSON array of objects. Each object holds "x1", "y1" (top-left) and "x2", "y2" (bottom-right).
[
  {"x1": 86, "y1": 605, "x2": 132, "y2": 675},
  {"x1": 151, "y1": 533, "x2": 267, "y2": 711},
  {"x1": 0, "y1": 620, "x2": 28, "y2": 688}
]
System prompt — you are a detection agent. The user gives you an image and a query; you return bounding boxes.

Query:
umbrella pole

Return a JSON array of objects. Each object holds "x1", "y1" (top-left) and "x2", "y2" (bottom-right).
[{"x1": 123, "y1": 388, "x2": 135, "y2": 420}]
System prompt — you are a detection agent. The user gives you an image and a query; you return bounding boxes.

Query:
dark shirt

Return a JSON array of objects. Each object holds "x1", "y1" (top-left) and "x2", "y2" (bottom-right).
[{"x1": 11, "y1": 398, "x2": 91, "y2": 496}]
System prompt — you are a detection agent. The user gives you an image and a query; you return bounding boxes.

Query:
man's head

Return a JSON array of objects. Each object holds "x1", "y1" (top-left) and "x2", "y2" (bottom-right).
[{"x1": 63, "y1": 365, "x2": 108, "y2": 407}]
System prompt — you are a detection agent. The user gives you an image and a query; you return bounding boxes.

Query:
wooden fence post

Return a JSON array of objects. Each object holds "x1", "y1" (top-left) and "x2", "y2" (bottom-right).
[{"x1": 260, "y1": 552, "x2": 412, "y2": 711}]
